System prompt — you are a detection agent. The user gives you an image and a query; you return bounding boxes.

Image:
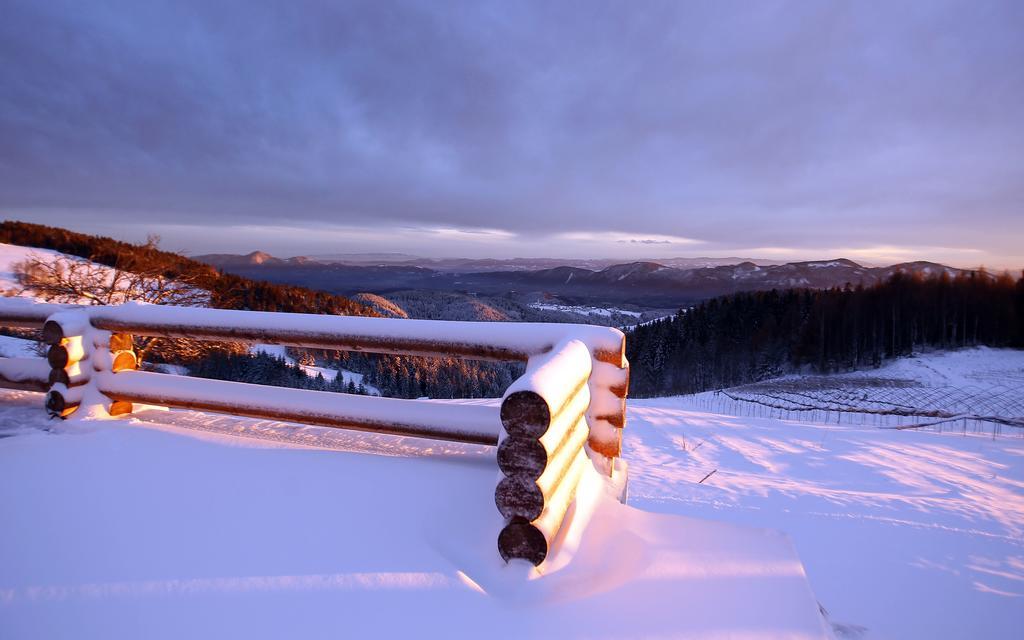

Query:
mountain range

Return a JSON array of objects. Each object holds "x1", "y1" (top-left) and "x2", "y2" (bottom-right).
[
  {"x1": 195, "y1": 252, "x2": 971, "y2": 309},
  {"x1": 193, "y1": 252, "x2": 786, "y2": 272}
]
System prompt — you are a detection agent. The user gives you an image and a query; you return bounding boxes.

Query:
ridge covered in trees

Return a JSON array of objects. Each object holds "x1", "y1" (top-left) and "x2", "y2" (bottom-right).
[
  {"x1": 1, "y1": 220, "x2": 516, "y2": 397},
  {"x1": 0, "y1": 220, "x2": 375, "y2": 317},
  {"x1": 626, "y1": 270, "x2": 1024, "y2": 397}
]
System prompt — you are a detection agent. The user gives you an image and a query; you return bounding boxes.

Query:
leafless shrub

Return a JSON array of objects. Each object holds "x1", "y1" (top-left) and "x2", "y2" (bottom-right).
[{"x1": 13, "y1": 251, "x2": 244, "y2": 365}]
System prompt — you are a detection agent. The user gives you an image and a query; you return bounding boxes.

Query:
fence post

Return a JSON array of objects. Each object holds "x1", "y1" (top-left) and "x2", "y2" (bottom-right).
[
  {"x1": 495, "y1": 339, "x2": 593, "y2": 566},
  {"x1": 586, "y1": 333, "x2": 629, "y2": 477},
  {"x1": 42, "y1": 311, "x2": 134, "y2": 418}
]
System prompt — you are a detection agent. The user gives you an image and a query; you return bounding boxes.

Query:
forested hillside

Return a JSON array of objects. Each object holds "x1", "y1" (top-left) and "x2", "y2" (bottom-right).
[
  {"x1": 0, "y1": 221, "x2": 374, "y2": 316},
  {"x1": 1, "y1": 220, "x2": 517, "y2": 398},
  {"x1": 627, "y1": 270, "x2": 1024, "y2": 396}
]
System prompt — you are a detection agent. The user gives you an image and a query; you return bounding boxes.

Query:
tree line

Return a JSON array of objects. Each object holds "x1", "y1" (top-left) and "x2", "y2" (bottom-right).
[
  {"x1": 0, "y1": 220, "x2": 374, "y2": 316},
  {"x1": 626, "y1": 270, "x2": 1024, "y2": 397},
  {"x1": 189, "y1": 351, "x2": 371, "y2": 395},
  {"x1": 1, "y1": 220, "x2": 518, "y2": 398}
]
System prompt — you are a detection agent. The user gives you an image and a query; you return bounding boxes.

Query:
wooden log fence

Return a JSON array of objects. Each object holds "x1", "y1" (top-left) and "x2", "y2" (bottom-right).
[{"x1": 0, "y1": 299, "x2": 630, "y2": 567}]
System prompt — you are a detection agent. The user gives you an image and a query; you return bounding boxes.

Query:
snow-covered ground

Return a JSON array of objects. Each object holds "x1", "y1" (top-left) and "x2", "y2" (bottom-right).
[
  {"x1": 0, "y1": 243, "x2": 79, "y2": 296},
  {"x1": 0, "y1": 390, "x2": 828, "y2": 639},
  {"x1": 686, "y1": 348, "x2": 1024, "y2": 436},
  {"x1": 251, "y1": 343, "x2": 379, "y2": 394},
  {"x1": 626, "y1": 398, "x2": 1024, "y2": 639},
  {"x1": 529, "y1": 302, "x2": 642, "y2": 319},
  {"x1": 0, "y1": 335, "x2": 39, "y2": 358},
  {"x1": 2, "y1": 295, "x2": 1021, "y2": 640}
]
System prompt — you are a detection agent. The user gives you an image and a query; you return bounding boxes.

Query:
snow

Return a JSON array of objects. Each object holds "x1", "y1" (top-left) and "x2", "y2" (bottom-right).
[
  {"x1": 0, "y1": 243, "x2": 79, "y2": 297},
  {"x1": 84, "y1": 301, "x2": 625, "y2": 360},
  {"x1": 845, "y1": 346, "x2": 1024, "y2": 389},
  {"x1": 689, "y1": 347, "x2": 1024, "y2": 434},
  {"x1": 530, "y1": 302, "x2": 642, "y2": 319},
  {"x1": 0, "y1": 389, "x2": 829, "y2": 639},
  {"x1": 97, "y1": 370, "x2": 500, "y2": 445},
  {"x1": 251, "y1": 344, "x2": 379, "y2": 393},
  {"x1": 0, "y1": 356, "x2": 49, "y2": 387},
  {"x1": 625, "y1": 397, "x2": 1024, "y2": 639},
  {"x1": 4, "y1": 345, "x2": 1022, "y2": 637},
  {"x1": 0, "y1": 335, "x2": 39, "y2": 358}
]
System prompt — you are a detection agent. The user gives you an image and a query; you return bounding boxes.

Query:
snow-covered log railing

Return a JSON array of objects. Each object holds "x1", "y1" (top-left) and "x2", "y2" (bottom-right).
[
  {"x1": 0, "y1": 357, "x2": 50, "y2": 392},
  {"x1": 0, "y1": 299, "x2": 629, "y2": 567},
  {"x1": 0, "y1": 302, "x2": 65, "y2": 392}
]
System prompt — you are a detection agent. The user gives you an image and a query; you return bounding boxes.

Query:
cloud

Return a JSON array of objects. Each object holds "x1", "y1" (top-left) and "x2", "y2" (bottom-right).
[
  {"x1": 1, "y1": 0, "x2": 1022, "y2": 266},
  {"x1": 558, "y1": 232, "x2": 703, "y2": 246}
]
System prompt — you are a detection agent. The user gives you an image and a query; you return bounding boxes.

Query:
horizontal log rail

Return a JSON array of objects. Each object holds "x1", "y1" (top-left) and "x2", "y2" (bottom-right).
[
  {"x1": 97, "y1": 371, "x2": 500, "y2": 446},
  {"x1": 0, "y1": 302, "x2": 59, "y2": 392},
  {"x1": 79, "y1": 303, "x2": 627, "y2": 364},
  {"x1": 0, "y1": 298, "x2": 630, "y2": 568},
  {"x1": 0, "y1": 357, "x2": 50, "y2": 392}
]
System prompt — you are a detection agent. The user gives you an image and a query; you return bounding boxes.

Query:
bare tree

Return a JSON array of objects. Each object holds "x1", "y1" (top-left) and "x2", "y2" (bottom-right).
[{"x1": 14, "y1": 252, "x2": 243, "y2": 364}]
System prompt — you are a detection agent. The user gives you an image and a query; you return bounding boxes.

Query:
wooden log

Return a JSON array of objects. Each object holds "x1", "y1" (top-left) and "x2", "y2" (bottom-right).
[
  {"x1": 500, "y1": 340, "x2": 591, "y2": 437},
  {"x1": 111, "y1": 350, "x2": 137, "y2": 372},
  {"x1": 41, "y1": 313, "x2": 91, "y2": 344},
  {"x1": 0, "y1": 374, "x2": 49, "y2": 393},
  {"x1": 500, "y1": 391, "x2": 552, "y2": 438},
  {"x1": 587, "y1": 421, "x2": 623, "y2": 458},
  {"x1": 48, "y1": 366, "x2": 90, "y2": 388},
  {"x1": 47, "y1": 338, "x2": 86, "y2": 369},
  {"x1": 109, "y1": 400, "x2": 133, "y2": 416},
  {"x1": 497, "y1": 384, "x2": 590, "y2": 477},
  {"x1": 0, "y1": 357, "x2": 51, "y2": 392},
  {"x1": 41, "y1": 319, "x2": 64, "y2": 345},
  {"x1": 591, "y1": 333, "x2": 626, "y2": 368},
  {"x1": 497, "y1": 446, "x2": 588, "y2": 565},
  {"x1": 109, "y1": 333, "x2": 134, "y2": 352},
  {"x1": 91, "y1": 314, "x2": 541, "y2": 362},
  {"x1": 497, "y1": 517, "x2": 548, "y2": 565},
  {"x1": 45, "y1": 386, "x2": 83, "y2": 417},
  {"x1": 585, "y1": 361, "x2": 629, "y2": 460},
  {"x1": 47, "y1": 344, "x2": 71, "y2": 369},
  {"x1": 0, "y1": 302, "x2": 68, "y2": 330},
  {"x1": 84, "y1": 304, "x2": 627, "y2": 364},
  {"x1": 97, "y1": 370, "x2": 500, "y2": 446},
  {"x1": 494, "y1": 414, "x2": 588, "y2": 519},
  {"x1": 589, "y1": 361, "x2": 629, "y2": 398},
  {"x1": 532, "y1": 445, "x2": 588, "y2": 538}
]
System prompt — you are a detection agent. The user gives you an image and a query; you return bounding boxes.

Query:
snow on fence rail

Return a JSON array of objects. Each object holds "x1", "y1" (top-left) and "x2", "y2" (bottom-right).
[{"x1": 0, "y1": 299, "x2": 629, "y2": 566}]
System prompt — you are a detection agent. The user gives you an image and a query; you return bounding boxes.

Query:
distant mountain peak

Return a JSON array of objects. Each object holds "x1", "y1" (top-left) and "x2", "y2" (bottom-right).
[{"x1": 245, "y1": 251, "x2": 277, "y2": 264}]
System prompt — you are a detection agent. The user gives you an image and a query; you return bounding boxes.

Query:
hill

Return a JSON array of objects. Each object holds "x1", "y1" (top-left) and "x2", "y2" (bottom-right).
[
  {"x1": 0, "y1": 221, "x2": 375, "y2": 317},
  {"x1": 195, "y1": 250, "x2": 991, "y2": 308}
]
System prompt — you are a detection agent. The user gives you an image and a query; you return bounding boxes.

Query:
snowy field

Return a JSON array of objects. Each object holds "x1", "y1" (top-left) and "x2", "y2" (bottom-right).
[
  {"x1": 1, "y1": 391, "x2": 827, "y2": 639},
  {"x1": 685, "y1": 348, "x2": 1024, "y2": 436},
  {"x1": 626, "y1": 398, "x2": 1024, "y2": 638},
  {"x1": 251, "y1": 343, "x2": 379, "y2": 394},
  {"x1": 2, "y1": 349, "x2": 1022, "y2": 638},
  {"x1": 529, "y1": 301, "x2": 643, "y2": 319},
  {"x1": 0, "y1": 243, "x2": 78, "y2": 296}
]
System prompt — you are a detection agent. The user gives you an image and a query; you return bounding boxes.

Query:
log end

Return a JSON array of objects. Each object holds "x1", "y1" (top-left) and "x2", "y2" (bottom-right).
[
  {"x1": 111, "y1": 350, "x2": 138, "y2": 372},
  {"x1": 46, "y1": 344, "x2": 70, "y2": 370},
  {"x1": 48, "y1": 368, "x2": 70, "y2": 387},
  {"x1": 498, "y1": 519, "x2": 547, "y2": 566},
  {"x1": 45, "y1": 390, "x2": 77, "y2": 418},
  {"x1": 494, "y1": 475, "x2": 544, "y2": 521},
  {"x1": 41, "y1": 320, "x2": 64, "y2": 345},
  {"x1": 109, "y1": 400, "x2": 133, "y2": 416},
  {"x1": 500, "y1": 390, "x2": 550, "y2": 438},
  {"x1": 109, "y1": 333, "x2": 134, "y2": 352},
  {"x1": 588, "y1": 430, "x2": 623, "y2": 459},
  {"x1": 497, "y1": 436, "x2": 547, "y2": 479}
]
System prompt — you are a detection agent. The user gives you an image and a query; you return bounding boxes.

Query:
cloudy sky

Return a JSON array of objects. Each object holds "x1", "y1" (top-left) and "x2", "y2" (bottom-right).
[{"x1": 1, "y1": 0, "x2": 1022, "y2": 267}]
